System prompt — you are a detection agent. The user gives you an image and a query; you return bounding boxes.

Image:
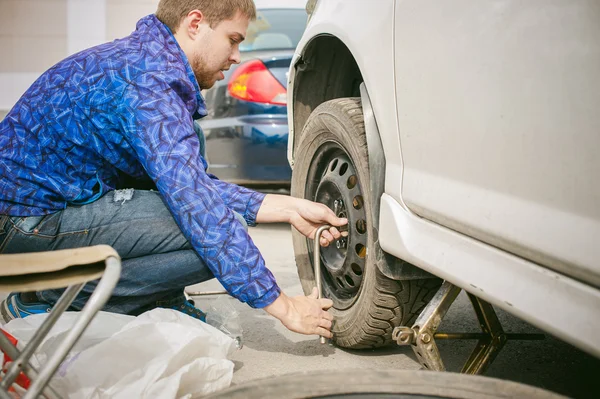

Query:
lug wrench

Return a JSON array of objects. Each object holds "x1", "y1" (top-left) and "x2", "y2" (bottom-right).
[
  {"x1": 314, "y1": 225, "x2": 332, "y2": 344},
  {"x1": 190, "y1": 225, "x2": 334, "y2": 344}
]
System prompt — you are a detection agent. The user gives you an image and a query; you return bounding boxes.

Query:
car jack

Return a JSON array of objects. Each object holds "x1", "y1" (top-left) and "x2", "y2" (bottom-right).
[{"x1": 392, "y1": 281, "x2": 544, "y2": 375}]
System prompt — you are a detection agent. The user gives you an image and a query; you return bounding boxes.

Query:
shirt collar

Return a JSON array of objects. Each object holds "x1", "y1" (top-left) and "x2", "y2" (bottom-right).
[{"x1": 137, "y1": 15, "x2": 208, "y2": 119}]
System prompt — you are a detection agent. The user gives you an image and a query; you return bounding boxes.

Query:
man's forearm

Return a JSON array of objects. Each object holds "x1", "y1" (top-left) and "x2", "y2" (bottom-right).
[
  {"x1": 263, "y1": 291, "x2": 290, "y2": 319},
  {"x1": 255, "y1": 194, "x2": 300, "y2": 224}
]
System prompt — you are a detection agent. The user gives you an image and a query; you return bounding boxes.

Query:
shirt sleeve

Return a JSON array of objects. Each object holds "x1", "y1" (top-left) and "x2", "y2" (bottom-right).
[
  {"x1": 208, "y1": 178, "x2": 265, "y2": 226},
  {"x1": 119, "y1": 74, "x2": 280, "y2": 308}
]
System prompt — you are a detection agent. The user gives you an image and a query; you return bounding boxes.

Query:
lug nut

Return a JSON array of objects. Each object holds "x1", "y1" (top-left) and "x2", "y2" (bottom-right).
[
  {"x1": 333, "y1": 199, "x2": 344, "y2": 216},
  {"x1": 335, "y1": 238, "x2": 347, "y2": 250}
]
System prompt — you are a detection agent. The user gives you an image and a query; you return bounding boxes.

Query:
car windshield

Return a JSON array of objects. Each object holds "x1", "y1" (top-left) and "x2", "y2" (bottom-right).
[{"x1": 240, "y1": 9, "x2": 307, "y2": 52}]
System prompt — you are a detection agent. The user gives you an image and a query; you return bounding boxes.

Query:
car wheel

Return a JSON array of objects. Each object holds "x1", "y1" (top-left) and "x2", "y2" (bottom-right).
[
  {"x1": 205, "y1": 369, "x2": 564, "y2": 398},
  {"x1": 291, "y1": 98, "x2": 442, "y2": 349}
]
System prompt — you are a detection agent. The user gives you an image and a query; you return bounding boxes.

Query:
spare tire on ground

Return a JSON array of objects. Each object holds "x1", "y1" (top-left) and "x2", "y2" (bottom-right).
[{"x1": 205, "y1": 369, "x2": 566, "y2": 399}]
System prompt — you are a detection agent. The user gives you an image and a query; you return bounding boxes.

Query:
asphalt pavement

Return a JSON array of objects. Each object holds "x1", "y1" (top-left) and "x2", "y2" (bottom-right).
[{"x1": 188, "y1": 223, "x2": 600, "y2": 399}]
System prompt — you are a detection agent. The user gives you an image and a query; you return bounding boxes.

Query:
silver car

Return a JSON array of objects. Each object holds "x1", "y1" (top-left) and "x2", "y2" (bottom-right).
[{"x1": 286, "y1": 0, "x2": 600, "y2": 361}]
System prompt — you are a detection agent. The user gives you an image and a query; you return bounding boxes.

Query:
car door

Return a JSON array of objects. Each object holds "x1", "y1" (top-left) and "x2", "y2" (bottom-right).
[{"x1": 393, "y1": 0, "x2": 600, "y2": 285}]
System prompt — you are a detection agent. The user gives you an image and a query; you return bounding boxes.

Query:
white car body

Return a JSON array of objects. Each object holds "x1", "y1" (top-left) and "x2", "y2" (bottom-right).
[{"x1": 287, "y1": 0, "x2": 600, "y2": 357}]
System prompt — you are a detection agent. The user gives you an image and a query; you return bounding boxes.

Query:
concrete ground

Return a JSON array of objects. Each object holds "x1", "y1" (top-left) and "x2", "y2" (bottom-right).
[{"x1": 188, "y1": 223, "x2": 600, "y2": 399}]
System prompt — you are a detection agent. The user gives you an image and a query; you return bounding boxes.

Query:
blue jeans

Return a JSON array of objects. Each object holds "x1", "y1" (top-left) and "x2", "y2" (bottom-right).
[{"x1": 0, "y1": 190, "x2": 247, "y2": 315}]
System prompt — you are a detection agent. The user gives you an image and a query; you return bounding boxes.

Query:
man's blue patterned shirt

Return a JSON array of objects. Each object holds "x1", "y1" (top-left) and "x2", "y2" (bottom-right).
[{"x1": 0, "y1": 15, "x2": 281, "y2": 308}]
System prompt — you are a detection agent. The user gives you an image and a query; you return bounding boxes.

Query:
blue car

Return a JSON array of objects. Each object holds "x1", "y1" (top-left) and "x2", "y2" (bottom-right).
[{"x1": 199, "y1": 1, "x2": 307, "y2": 187}]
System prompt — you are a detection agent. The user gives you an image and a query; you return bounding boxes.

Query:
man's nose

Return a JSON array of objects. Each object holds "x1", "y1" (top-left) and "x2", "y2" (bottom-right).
[{"x1": 230, "y1": 47, "x2": 241, "y2": 64}]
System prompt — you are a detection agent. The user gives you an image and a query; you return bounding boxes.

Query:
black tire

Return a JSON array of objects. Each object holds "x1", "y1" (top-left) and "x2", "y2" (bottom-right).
[
  {"x1": 205, "y1": 369, "x2": 566, "y2": 399},
  {"x1": 291, "y1": 98, "x2": 442, "y2": 349}
]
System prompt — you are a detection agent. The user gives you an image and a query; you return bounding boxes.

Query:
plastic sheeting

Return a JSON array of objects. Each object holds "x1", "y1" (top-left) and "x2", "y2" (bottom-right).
[{"x1": 2, "y1": 308, "x2": 237, "y2": 398}]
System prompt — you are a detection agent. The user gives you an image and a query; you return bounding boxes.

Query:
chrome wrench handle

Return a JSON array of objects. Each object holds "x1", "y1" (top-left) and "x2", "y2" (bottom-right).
[{"x1": 314, "y1": 225, "x2": 332, "y2": 344}]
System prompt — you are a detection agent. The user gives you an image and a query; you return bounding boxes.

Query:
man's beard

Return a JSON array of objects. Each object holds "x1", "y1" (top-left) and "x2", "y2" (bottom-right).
[{"x1": 191, "y1": 53, "x2": 217, "y2": 90}]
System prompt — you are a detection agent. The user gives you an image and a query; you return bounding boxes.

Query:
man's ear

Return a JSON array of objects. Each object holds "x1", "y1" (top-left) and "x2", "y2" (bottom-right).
[{"x1": 182, "y1": 9, "x2": 207, "y2": 39}]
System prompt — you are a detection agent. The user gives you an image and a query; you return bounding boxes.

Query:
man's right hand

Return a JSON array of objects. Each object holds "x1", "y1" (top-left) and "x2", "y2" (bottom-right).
[{"x1": 264, "y1": 288, "x2": 334, "y2": 338}]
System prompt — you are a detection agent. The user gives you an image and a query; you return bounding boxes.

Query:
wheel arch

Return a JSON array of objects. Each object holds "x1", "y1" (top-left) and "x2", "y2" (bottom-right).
[
  {"x1": 289, "y1": 35, "x2": 432, "y2": 281},
  {"x1": 289, "y1": 35, "x2": 363, "y2": 165}
]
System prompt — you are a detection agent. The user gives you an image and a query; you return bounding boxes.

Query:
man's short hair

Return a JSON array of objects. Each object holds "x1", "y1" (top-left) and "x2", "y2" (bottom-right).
[{"x1": 156, "y1": 0, "x2": 257, "y2": 32}]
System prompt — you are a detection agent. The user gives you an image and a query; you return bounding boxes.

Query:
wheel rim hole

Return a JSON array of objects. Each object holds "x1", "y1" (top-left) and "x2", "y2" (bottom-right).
[
  {"x1": 346, "y1": 175, "x2": 358, "y2": 189},
  {"x1": 355, "y1": 244, "x2": 366, "y2": 258},
  {"x1": 356, "y1": 219, "x2": 366, "y2": 234},
  {"x1": 339, "y1": 162, "x2": 349, "y2": 176},
  {"x1": 330, "y1": 159, "x2": 338, "y2": 171},
  {"x1": 351, "y1": 263, "x2": 362, "y2": 276},
  {"x1": 352, "y1": 195, "x2": 364, "y2": 210},
  {"x1": 336, "y1": 277, "x2": 344, "y2": 287},
  {"x1": 344, "y1": 275, "x2": 355, "y2": 287}
]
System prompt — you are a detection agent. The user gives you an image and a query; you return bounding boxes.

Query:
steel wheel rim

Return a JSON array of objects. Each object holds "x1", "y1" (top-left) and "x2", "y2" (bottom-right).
[{"x1": 306, "y1": 141, "x2": 368, "y2": 310}]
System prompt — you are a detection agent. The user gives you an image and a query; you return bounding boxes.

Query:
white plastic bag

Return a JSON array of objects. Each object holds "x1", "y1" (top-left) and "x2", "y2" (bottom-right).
[
  {"x1": 3, "y1": 308, "x2": 237, "y2": 398},
  {"x1": 206, "y1": 296, "x2": 243, "y2": 349}
]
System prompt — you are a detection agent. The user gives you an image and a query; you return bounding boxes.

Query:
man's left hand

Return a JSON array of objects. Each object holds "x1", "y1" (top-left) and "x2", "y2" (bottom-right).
[{"x1": 290, "y1": 198, "x2": 348, "y2": 247}]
